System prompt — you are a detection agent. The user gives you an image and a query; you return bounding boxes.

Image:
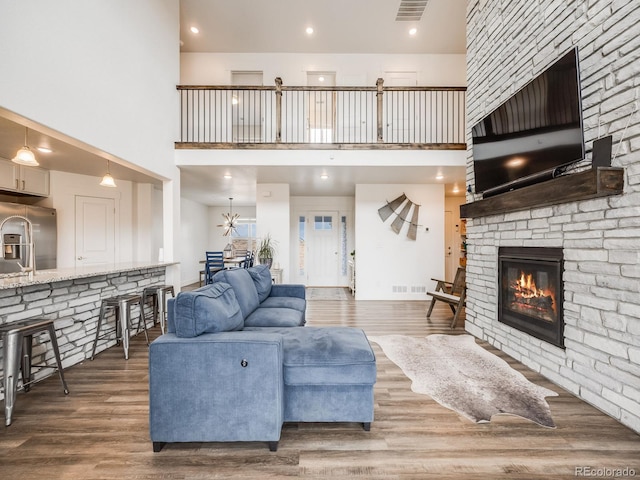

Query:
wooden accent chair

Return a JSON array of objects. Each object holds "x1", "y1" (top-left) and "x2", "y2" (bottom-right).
[{"x1": 426, "y1": 267, "x2": 466, "y2": 328}]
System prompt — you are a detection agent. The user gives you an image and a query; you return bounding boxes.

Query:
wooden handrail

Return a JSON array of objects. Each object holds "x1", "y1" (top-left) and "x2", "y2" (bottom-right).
[{"x1": 177, "y1": 78, "x2": 467, "y2": 146}]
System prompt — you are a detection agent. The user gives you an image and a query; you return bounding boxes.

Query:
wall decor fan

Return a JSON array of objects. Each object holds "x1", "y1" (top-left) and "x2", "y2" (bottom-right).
[{"x1": 378, "y1": 193, "x2": 421, "y2": 240}]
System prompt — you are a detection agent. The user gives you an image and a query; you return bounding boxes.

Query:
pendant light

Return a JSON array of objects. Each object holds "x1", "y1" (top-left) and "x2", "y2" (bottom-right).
[
  {"x1": 218, "y1": 197, "x2": 239, "y2": 236},
  {"x1": 100, "y1": 160, "x2": 117, "y2": 187},
  {"x1": 12, "y1": 127, "x2": 39, "y2": 166}
]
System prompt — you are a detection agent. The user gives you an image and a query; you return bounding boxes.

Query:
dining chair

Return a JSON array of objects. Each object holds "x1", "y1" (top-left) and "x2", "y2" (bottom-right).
[
  {"x1": 205, "y1": 251, "x2": 224, "y2": 284},
  {"x1": 242, "y1": 250, "x2": 253, "y2": 269}
]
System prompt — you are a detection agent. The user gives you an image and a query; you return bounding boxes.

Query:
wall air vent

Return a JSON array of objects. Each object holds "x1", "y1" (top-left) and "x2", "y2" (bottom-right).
[{"x1": 395, "y1": 0, "x2": 429, "y2": 21}]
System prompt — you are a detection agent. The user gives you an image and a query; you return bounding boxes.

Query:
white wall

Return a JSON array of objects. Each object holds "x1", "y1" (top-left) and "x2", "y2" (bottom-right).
[
  {"x1": 134, "y1": 184, "x2": 153, "y2": 262},
  {"x1": 181, "y1": 53, "x2": 466, "y2": 87},
  {"x1": 179, "y1": 197, "x2": 210, "y2": 287},
  {"x1": 48, "y1": 171, "x2": 134, "y2": 268},
  {"x1": 0, "y1": 0, "x2": 180, "y2": 180},
  {"x1": 355, "y1": 184, "x2": 444, "y2": 300},
  {"x1": 152, "y1": 186, "x2": 164, "y2": 260},
  {"x1": 0, "y1": 0, "x2": 182, "y2": 283},
  {"x1": 256, "y1": 184, "x2": 290, "y2": 281}
]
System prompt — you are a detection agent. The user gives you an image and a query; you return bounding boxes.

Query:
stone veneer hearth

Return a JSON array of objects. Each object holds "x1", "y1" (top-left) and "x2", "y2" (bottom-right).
[{"x1": 466, "y1": 0, "x2": 640, "y2": 433}]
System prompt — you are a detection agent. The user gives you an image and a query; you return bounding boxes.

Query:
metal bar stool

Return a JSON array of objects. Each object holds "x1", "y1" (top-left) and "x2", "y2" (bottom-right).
[
  {"x1": 91, "y1": 293, "x2": 149, "y2": 361},
  {"x1": 0, "y1": 318, "x2": 70, "y2": 426},
  {"x1": 142, "y1": 285, "x2": 175, "y2": 335}
]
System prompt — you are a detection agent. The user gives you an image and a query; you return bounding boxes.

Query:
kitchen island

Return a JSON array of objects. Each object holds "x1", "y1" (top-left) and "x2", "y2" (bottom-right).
[{"x1": 0, "y1": 261, "x2": 177, "y2": 400}]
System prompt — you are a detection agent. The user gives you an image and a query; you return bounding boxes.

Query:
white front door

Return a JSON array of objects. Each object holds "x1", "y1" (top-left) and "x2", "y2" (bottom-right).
[
  {"x1": 75, "y1": 196, "x2": 116, "y2": 266},
  {"x1": 306, "y1": 211, "x2": 340, "y2": 286}
]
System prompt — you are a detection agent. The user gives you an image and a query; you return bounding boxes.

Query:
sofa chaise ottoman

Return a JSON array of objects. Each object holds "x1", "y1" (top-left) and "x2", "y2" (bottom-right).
[{"x1": 149, "y1": 270, "x2": 376, "y2": 452}]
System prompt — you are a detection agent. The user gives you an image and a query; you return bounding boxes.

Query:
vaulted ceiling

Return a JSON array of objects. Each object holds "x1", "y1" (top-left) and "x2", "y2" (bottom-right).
[{"x1": 0, "y1": 1, "x2": 467, "y2": 205}]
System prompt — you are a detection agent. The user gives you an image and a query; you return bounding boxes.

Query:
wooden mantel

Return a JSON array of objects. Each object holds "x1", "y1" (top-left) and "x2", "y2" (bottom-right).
[{"x1": 460, "y1": 167, "x2": 624, "y2": 218}]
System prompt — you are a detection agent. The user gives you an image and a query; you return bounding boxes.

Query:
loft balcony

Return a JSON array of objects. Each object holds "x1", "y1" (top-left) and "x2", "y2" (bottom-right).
[{"x1": 176, "y1": 78, "x2": 466, "y2": 150}]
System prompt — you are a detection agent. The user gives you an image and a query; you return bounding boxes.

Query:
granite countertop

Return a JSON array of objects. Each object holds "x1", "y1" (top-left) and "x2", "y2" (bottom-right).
[{"x1": 0, "y1": 261, "x2": 178, "y2": 290}]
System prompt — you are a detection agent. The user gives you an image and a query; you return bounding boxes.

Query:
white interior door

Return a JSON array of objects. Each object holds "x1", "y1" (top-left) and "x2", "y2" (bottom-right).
[
  {"x1": 75, "y1": 196, "x2": 115, "y2": 266},
  {"x1": 444, "y1": 210, "x2": 455, "y2": 281},
  {"x1": 306, "y1": 211, "x2": 340, "y2": 286}
]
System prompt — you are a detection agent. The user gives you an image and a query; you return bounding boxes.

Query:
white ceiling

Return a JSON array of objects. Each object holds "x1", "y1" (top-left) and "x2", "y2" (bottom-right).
[
  {"x1": 0, "y1": 0, "x2": 467, "y2": 205},
  {"x1": 179, "y1": 0, "x2": 467, "y2": 54},
  {"x1": 180, "y1": 163, "x2": 467, "y2": 207},
  {"x1": 0, "y1": 112, "x2": 162, "y2": 187}
]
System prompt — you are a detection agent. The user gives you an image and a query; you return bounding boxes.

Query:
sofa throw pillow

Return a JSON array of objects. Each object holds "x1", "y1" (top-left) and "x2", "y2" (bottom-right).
[
  {"x1": 173, "y1": 282, "x2": 244, "y2": 337},
  {"x1": 248, "y1": 264, "x2": 273, "y2": 302}
]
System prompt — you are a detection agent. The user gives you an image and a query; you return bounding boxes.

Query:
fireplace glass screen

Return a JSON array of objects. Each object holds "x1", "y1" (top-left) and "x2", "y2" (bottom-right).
[{"x1": 498, "y1": 247, "x2": 564, "y2": 348}]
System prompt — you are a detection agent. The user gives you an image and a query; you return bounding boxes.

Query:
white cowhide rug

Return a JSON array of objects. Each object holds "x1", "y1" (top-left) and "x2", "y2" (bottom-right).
[{"x1": 369, "y1": 334, "x2": 558, "y2": 427}]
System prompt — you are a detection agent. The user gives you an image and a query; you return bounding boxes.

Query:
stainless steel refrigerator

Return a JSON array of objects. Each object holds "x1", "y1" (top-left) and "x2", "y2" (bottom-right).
[{"x1": 0, "y1": 202, "x2": 57, "y2": 274}]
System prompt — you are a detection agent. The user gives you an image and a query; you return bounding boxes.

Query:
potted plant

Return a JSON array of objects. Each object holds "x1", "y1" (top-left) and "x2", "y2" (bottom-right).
[{"x1": 257, "y1": 234, "x2": 277, "y2": 269}]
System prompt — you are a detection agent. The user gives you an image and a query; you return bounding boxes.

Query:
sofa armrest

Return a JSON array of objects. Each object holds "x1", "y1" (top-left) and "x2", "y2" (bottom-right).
[
  {"x1": 166, "y1": 297, "x2": 176, "y2": 333},
  {"x1": 149, "y1": 331, "x2": 284, "y2": 444},
  {"x1": 270, "y1": 283, "x2": 306, "y2": 299}
]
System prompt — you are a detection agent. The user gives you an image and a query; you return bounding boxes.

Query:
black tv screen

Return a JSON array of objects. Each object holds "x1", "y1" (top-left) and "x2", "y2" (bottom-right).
[{"x1": 472, "y1": 47, "x2": 584, "y2": 196}]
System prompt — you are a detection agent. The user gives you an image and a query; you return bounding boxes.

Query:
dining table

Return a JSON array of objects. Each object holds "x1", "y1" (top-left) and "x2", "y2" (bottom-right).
[
  {"x1": 199, "y1": 256, "x2": 246, "y2": 286},
  {"x1": 199, "y1": 256, "x2": 246, "y2": 268},
  {"x1": 222, "y1": 256, "x2": 247, "y2": 267}
]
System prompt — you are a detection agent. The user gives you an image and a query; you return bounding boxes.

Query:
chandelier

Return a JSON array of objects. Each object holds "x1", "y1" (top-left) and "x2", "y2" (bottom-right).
[{"x1": 218, "y1": 197, "x2": 239, "y2": 236}]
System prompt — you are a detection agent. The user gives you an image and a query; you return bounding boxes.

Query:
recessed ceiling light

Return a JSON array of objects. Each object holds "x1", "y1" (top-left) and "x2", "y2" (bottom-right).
[
  {"x1": 190, "y1": 26, "x2": 199, "y2": 34},
  {"x1": 306, "y1": 27, "x2": 314, "y2": 35},
  {"x1": 36, "y1": 147, "x2": 52, "y2": 153},
  {"x1": 318, "y1": 76, "x2": 325, "y2": 82},
  {"x1": 224, "y1": 174, "x2": 232, "y2": 179},
  {"x1": 436, "y1": 173, "x2": 444, "y2": 180},
  {"x1": 320, "y1": 173, "x2": 329, "y2": 180},
  {"x1": 409, "y1": 28, "x2": 417, "y2": 36},
  {"x1": 452, "y1": 185, "x2": 460, "y2": 194}
]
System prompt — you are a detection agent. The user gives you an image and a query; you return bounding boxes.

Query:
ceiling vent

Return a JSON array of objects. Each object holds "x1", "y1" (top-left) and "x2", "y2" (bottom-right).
[{"x1": 395, "y1": 0, "x2": 429, "y2": 21}]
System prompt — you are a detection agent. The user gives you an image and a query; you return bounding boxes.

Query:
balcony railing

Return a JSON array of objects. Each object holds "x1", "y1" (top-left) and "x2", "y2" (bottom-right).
[{"x1": 177, "y1": 78, "x2": 466, "y2": 149}]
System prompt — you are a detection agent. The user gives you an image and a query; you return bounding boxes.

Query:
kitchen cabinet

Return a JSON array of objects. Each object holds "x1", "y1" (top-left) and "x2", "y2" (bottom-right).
[{"x1": 0, "y1": 158, "x2": 50, "y2": 196}]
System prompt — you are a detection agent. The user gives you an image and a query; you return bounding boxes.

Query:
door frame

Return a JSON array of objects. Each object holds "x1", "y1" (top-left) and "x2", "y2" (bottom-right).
[{"x1": 291, "y1": 207, "x2": 353, "y2": 287}]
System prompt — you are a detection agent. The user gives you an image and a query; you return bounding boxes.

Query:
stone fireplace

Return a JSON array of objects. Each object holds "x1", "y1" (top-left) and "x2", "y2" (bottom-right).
[
  {"x1": 464, "y1": 0, "x2": 640, "y2": 435},
  {"x1": 498, "y1": 247, "x2": 564, "y2": 348}
]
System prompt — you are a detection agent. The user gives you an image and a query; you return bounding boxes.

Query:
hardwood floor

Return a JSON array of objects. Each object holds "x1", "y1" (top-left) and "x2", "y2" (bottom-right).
[{"x1": 1, "y1": 290, "x2": 639, "y2": 479}]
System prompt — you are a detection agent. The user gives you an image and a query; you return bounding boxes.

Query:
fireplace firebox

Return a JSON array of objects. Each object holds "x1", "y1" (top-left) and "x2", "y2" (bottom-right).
[{"x1": 498, "y1": 247, "x2": 564, "y2": 348}]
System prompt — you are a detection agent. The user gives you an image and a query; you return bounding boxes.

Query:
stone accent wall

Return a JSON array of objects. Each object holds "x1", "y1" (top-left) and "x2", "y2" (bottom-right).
[
  {"x1": 466, "y1": 0, "x2": 640, "y2": 433},
  {"x1": 0, "y1": 267, "x2": 165, "y2": 400}
]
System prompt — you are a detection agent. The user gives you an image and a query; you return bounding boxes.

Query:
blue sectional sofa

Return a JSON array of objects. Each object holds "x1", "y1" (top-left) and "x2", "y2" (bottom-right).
[{"x1": 149, "y1": 265, "x2": 376, "y2": 452}]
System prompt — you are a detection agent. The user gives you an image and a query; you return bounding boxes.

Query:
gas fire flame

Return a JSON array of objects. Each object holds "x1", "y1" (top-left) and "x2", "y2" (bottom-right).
[
  {"x1": 517, "y1": 272, "x2": 544, "y2": 298},
  {"x1": 511, "y1": 271, "x2": 557, "y2": 315}
]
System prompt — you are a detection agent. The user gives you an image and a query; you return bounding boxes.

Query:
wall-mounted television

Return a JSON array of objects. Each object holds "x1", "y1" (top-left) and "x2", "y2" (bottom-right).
[{"x1": 472, "y1": 47, "x2": 585, "y2": 197}]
